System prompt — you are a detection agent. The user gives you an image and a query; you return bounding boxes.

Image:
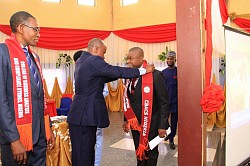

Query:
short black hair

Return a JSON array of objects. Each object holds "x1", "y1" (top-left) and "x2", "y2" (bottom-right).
[
  {"x1": 10, "y1": 11, "x2": 35, "y2": 33},
  {"x1": 73, "y1": 50, "x2": 84, "y2": 62}
]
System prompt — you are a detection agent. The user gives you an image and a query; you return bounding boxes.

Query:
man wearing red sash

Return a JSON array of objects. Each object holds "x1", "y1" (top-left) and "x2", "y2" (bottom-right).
[
  {"x1": 123, "y1": 47, "x2": 169, "y2": 166},
  {"x1": 67, "y1": 38, "x2": 155, "y2": 166},
  {"x1": 0, "y1": 11, "x2": 54, "y2": 165}
]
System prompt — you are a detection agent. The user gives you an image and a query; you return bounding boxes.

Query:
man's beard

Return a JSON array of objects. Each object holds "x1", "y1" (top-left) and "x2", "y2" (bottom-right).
[{"x1": 167, "y1": 63, "x2": 175, "y2": 67}]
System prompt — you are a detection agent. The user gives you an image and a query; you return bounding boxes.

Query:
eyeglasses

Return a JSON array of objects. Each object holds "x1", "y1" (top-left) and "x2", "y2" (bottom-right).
[{"x1": 22, "y1": 24, "x2": 40, "y2": 33}]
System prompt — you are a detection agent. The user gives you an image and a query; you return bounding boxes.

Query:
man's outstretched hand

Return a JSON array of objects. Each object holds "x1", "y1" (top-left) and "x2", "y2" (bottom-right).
[{"x1": 145, "y1": 64, "x2": 155, "y2": 73}]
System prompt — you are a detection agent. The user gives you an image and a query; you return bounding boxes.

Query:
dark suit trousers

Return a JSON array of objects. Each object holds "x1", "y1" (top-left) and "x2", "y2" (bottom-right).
[
  {"x1": 131, "y1": 130, "x2": 159, "y2": 166},
  {"x1": 69, "y1": 124, "x2": 97, "y2": 166},
  {"x1": 0, "y1": 131, "x2": 46, "y2": 166},
  {"x1": 169, "y1": 112, "x2": 178, "y2": 143}
]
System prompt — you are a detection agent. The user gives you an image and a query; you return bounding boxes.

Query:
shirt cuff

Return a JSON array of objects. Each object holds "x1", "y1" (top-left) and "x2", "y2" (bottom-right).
[{"x1": 139, "y1": 68, "x2": 146, "y2": 75}]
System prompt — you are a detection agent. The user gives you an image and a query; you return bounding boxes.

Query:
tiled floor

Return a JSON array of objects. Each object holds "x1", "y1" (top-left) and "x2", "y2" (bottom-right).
[
  {"x1": 206, "y1": 126, "x2": 226, "y2": 166},
  {"x1": 101, "y1": 112, "x2": 178, "y2": 166},
  {"x1": 101, "y1": 112, "x2": 224, "y2": 166},
  {"x1": 0, "y1": 111, "x2": 225, "y2": 166}
]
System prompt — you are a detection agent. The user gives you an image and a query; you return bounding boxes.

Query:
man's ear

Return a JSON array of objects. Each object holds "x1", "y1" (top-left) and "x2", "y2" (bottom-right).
[
  {"x1": 94, "y1": 46, "x2": 98, "y2": 54},
  {"x1": 16, "y1": 24, "x2": 24, "y2": 34}
]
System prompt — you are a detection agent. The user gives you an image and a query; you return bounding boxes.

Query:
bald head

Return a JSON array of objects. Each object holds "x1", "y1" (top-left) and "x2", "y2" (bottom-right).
[
  {"x1": 128, "y1": 47, "x2": 144, "y2": 58},
  {"x1": 87, "y1": 38, "x2": 104, "y2": 51},
  {"x1": 87, "y1": 38, "x2": 107, "y2": 59}
]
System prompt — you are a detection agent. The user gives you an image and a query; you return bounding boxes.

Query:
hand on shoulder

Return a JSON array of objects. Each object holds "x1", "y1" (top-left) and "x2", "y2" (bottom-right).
[{"x1": 145, "y1": 64, "x2": 155, "y2": 73}]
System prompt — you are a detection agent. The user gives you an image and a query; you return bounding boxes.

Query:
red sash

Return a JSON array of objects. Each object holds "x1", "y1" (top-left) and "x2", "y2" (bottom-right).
[
  {"x1": 123, "y1": 79, "x2": 142, "y2": 132},
  {"x1": 123, "y1": 61, "x2": 153, "y2": 160},
  {"x1": 5, "y1": 34, "x2": 51, "y2": 151}
]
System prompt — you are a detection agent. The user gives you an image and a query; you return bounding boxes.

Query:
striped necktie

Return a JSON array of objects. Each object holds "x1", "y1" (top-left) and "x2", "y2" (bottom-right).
[{"x1": 23, "y1": 47, "x2": 40, "y2": 91}]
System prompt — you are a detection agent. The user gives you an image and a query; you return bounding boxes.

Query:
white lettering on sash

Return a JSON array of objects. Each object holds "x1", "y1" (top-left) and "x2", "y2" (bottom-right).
[
  {"x1": 125, "y1": 97, "x2": 130, "y2": 109},
  {"x1": 142, "y1": 100, "x2": 150, "y2": 136},
  {"x1": 18, "y1": 103, "x2": 23, "y2": 118},
  {"x1": 17, "y1": 87, "x2": 22, "y2": 103},
  {"x1": 20, "y1": 61, "x2": 29, "y2": 98},
  {"x1": 20, "y1": 61, "x2": 30, "y2": 114},
  {"x1": 15, "y1": 61, "x2": 22, "y2": 88},
  {"x1": 23, "y1": 80, "x2": 29, "y2": 98},
  {"x1": 144, "y1": 100, "x2": 149, "y2": 115},
  {"x1": 14, "y1": 58, "x2": 24, "y2": 118},
  {"x1": 20, "y1": 61, "x2": 27, "y2": 76},
  {"x1": 123, "y1": 81, "x2": 131, "y2": 112},
  {"x1": 24, "y1": 98, "x2": 30, "y2": 114},
  {"x1": 143, "y1": 116, "x2": 148, "y2": 136}
]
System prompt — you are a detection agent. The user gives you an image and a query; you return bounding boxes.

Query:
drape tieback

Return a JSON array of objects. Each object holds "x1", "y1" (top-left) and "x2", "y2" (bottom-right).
[
  {"x1": 229, "y1": 12, "x2": 237, "y2": 21},
  {"x1": 200, "y1": 83, "x2": 225, "y2": 113}
]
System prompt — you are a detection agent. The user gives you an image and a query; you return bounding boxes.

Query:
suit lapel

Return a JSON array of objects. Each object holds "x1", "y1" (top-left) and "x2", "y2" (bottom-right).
[
  {"x1": 133, "y1": 77, "x2": 142, "y2": 97},
  {"x1": 128, "y1": 77, "x2": 142, "y2": 99}
]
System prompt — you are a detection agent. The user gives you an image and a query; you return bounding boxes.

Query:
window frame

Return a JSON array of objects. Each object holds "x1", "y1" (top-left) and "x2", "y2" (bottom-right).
[
  {"x1": 42, "y1": 0, "x2": 61, "y2": 2},
  {"x1": 77, "y1": 0, "x2": 95, "y2": 6},
  {"x1": 121, "y1": 0, "x2": 138, "y2": 6}
]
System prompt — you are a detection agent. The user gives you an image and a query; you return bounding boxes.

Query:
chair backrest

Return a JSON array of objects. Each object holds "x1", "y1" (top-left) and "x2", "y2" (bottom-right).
[
  {"x1": 62, "y1": 93, "x2": 73, "y2": 99},
  {"x1": 60, "y1": 97, "x2": 72, "y2": 108}
]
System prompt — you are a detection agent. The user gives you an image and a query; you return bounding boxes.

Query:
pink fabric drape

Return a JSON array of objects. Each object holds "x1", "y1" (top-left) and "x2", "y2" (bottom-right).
[
  {"x1": 113, "y1": 23, "x2": 176, "y2": 43},
  {"x1": 0, "y1": 25, "x2": 111, "y2": 50},
  {"x1": 233, "y1": 17, "x2": 250, "y2": 33},
  {"x1": 200, "y1": 83, "x2": 225, "y2": 113},
  {"x1": 205, "y1": 0, "x2": 213, "y2": 87},
  {"x1": 37, "y1": 27, "x2": 111, "y2": 50},
  {"x1": 204, "y1": 0, "x2": 250, "y2": 86},
  {"x1": 219, "y1": 0, "x2": 228, "y2": 24},
  {"x1": 0, "y1": 23, "x2": 177, "y2": 50},
  {"x1": 219, "y1": 0, "x2": 250, "y2": 33}
]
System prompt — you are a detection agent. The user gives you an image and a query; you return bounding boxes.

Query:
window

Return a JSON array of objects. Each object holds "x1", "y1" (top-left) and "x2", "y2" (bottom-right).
[
  {"x1": 42, "y1": 0, "x2": 61, "y2": 2},
  {"x1": 78, "y1": 0, "x2": 95, "y2": 6},
  {"x1": 121, "y1": 0, "x2": 138, "y2": 6}
]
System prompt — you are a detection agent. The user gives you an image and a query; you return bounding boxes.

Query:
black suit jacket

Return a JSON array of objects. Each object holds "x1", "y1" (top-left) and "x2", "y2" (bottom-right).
[
  {"x1": 0, "y1": 43, "x2": 45, "y2": 145},
  {"x1": 67, "y1": 51, "x2": 141, "y2": 128},
  {"x1": 128, "y1": 70, "x2": 170, "y2": 140}
]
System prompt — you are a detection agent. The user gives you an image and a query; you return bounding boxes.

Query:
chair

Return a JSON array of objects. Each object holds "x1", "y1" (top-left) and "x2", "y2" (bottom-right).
[
  {"x1": 56, "y1": 94, "x2": 73, "y2": 116},
  {"x1": 46, "y1": 100, "x2": 57, "y2": 117}
]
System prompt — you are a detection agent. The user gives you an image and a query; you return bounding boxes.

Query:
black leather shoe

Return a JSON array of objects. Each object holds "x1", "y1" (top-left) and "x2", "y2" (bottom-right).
[{"x1": 169, "y1": 142, "x2": 175, "y2": 150}]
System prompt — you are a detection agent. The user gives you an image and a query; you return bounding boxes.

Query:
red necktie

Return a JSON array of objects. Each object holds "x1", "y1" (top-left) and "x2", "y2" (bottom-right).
[{"x1": 131, "y1": 78, "x2": 136, "y2": 95}]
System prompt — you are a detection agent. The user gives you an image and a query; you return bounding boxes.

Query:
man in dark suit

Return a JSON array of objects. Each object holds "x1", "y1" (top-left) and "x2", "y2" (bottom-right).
[
  {"x1": 0, "y1": 11, "x2": 55, "y2": 166},
  {"x1": 162, "y1": 51, "x2": 178, "y2": 150},
  {"x1": 67, "y1": 38, "x2": 154, "y2": 166},
  {"x1": 72, "y1": 50, "x2": 108, "y2": 166},
  {"x1": 123, "y1": 47, "x2": 169, "y2": 166}
]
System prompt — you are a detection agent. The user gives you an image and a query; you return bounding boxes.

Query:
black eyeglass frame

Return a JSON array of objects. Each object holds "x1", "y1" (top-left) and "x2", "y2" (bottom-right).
[{"x1": 21, "y1": 24, "x2": 40, "y2": 33}]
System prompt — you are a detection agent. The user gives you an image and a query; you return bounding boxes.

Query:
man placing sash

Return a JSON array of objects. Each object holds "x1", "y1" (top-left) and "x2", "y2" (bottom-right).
[
  {"x1": 123, "y1": 47, "x2": 170, "y2": 166},
  {"x1": 0, "y1": 11, "x2": 55, "y2": 166}
]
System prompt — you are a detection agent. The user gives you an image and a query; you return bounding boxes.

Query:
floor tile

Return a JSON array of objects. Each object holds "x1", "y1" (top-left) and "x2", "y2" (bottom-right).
[
  {"x1": 101, "y1": 112, "x2": 178, "y2": 166},
  {"x1": 0, "y1": 111, "x2": 225, "y2": 166},
  {"x1": 110, "y1": 138, "x2": 135, "y2": 151},
  {"x1": 207, "y1": 148, "x2": 216, "y2": 162}
]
